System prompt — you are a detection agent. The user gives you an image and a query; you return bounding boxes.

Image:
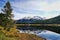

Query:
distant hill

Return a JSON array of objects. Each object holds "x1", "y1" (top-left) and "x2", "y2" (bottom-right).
[
  {"x1": 43, "y1": 15, "x2": 60, "y2": 24},
  {"x1": 32, "y1": 15, "x2": 60, "y2": 24}
]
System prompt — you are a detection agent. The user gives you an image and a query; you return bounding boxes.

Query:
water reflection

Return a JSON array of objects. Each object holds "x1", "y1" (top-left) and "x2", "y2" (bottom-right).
[
  {"x1": 18, "y1": 27, "x2": 60, "y2": 40},
  {"x1": 37, "y1": 30, "x2": 60, "y2": 40}
]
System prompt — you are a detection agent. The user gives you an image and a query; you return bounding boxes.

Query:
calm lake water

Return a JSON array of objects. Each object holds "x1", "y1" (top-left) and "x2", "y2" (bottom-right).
[
  {"x1": 19, "y1": 29, "x2": 60, "y2": 40},
  {"x1": 18, "y1": 27, "x2": 60, "y2": 40},
  {"x1": 37, "y1": 30, "x2": 60, "y2": 40}
]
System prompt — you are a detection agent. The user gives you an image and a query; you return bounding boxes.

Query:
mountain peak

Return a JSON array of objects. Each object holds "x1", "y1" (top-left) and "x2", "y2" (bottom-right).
[
  {"x1": 22, "y1": 16, "x2": 44, "y2": 20},
  {"x1": 32, "y1": 16, "x2": 44, "y2": 20}
]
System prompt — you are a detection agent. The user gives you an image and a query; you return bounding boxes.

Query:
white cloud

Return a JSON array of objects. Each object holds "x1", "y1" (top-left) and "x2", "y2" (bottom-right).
[
  {"x1": 13, "y1": 12, "x2": 44, "y2": 20},
  {"x1": 42, "y1": 1, "x2": 60, "y2": 11},
  {"x1": 11, "y1": 0, "x2": 60, "y2": 11},
  {"x1": 13, "y1": 11, "x2": 59, "y2": 20},
  {"x1": 0, "y1": 7, "x2": 2, "y2": 12},
  {"x1": 11, "y1": 0, "x2": 60, "y2": 20}
]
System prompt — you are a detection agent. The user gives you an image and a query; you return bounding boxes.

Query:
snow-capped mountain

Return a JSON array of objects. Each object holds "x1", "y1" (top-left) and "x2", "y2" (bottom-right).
[
  {"x1": 16, "y1": 16, "x2": 44, "y2": 24},
  {"x1": 22, "y1": 17, "x2": 32, "y2": 19},
  {"x1": 22, "y1": 16, "x2": 44, "y2": 20},
  {"x1": 31, "y1": 16, "x2": 44, "y2": 20}
]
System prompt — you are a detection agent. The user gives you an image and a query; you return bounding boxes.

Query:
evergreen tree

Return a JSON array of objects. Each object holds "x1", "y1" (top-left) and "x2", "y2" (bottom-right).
[{"x1": 1, "y1": 1, "x2": 14, "y2": 30}]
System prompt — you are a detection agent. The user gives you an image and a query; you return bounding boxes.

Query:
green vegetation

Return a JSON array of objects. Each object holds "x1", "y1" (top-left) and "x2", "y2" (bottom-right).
[
  {"x1": 0, "y1": 1, "x2": 60, "y2": 40},
  {"x1": 0, "y1": 31, "x2": 17, "y2": 40}
]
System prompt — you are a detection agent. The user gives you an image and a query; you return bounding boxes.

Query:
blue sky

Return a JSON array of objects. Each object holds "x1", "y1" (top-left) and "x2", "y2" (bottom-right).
[{"x1": 0, "y1": 0, "x2": 60, "y2": 20}]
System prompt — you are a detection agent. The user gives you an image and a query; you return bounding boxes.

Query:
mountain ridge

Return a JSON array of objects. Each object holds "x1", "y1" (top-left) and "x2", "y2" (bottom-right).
[
  {"x1": 16, "y1": 15, "x2": 60, "y2": 24},
  {"x1": 16, "y1": 16, "x2": 44, "y2": 24}
]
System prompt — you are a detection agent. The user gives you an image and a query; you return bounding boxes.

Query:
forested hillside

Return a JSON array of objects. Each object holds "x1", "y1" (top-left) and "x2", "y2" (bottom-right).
[{"x1": 41, "y1": 15, "x2": 60, "y2": 24}]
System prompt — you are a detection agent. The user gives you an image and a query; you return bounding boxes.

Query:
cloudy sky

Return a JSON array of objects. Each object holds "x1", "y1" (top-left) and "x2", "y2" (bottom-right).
[{"x1": 0, "y1": 0, "x2": 60, "y2": 20}]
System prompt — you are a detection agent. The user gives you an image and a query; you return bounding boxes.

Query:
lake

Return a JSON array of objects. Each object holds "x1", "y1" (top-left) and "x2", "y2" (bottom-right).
[
  {"x1": 18, "y1": 26, "x2": 60, "y2": 40},
  {"x1": 37, "y1": 30, "x2": 60, "y2": 40},
  {"x1": 19, "y1": 30, "x2": 60, "y2": 40}
]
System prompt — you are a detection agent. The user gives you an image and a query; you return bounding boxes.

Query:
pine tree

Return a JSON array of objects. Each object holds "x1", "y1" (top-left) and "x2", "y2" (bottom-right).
[{"x1": 1, "y1": 1, "x2": 14, "y2": 30}]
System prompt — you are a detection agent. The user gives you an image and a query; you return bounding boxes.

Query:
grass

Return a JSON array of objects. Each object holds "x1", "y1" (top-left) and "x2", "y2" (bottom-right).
[{"x1": 0, "y1": 31, "x2": 17, "y2": 40}]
